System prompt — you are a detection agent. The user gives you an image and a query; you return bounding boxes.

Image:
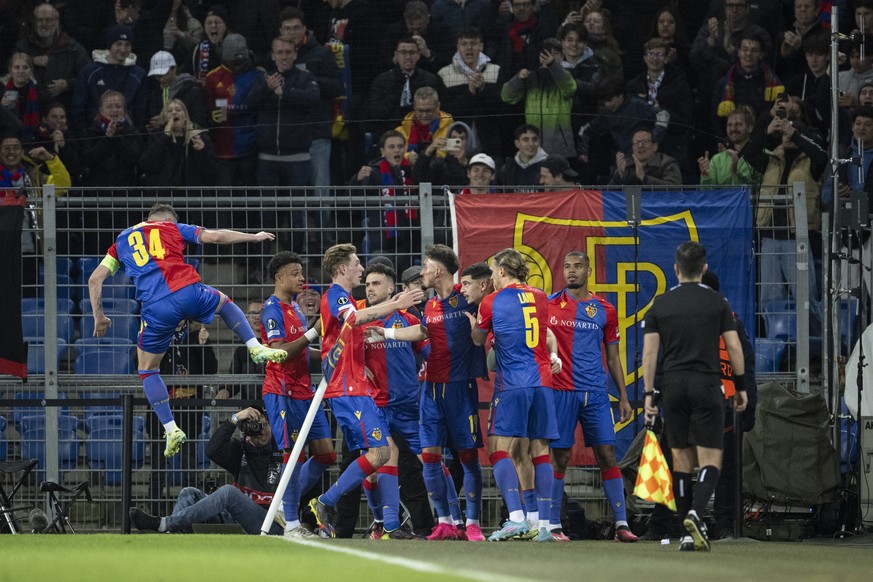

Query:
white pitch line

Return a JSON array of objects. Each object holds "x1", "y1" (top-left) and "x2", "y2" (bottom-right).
[{"x1": 279, "y1": 536, "x2": 538, "y2": 582}]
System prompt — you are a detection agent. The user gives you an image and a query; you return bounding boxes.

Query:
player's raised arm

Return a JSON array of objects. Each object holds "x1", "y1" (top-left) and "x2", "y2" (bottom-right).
[
  {"x1": 88, "y1": 254, "x2": 120, "y2": 337},
  {"x1": 198, "y1": 229, "x2": 276, "y2": 244}
]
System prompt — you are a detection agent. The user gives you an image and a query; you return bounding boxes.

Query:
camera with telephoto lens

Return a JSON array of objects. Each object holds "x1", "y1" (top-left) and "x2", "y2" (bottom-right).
[{"x1": 238, "y1": 419, "x2": 263, "y2": 436}]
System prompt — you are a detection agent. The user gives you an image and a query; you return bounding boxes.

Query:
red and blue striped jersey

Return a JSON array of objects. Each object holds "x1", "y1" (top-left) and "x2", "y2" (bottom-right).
[
  {"x1": 362, "y1": 307, "x2": 429, "y2": 408},
  {"x1": 477, "y1": 283, "x2": 552, "y2": 392},
  {"x1": 260, "y1": 295, "x2": 312, "y2": 399},
  {"x1": 421, "y1": 284, "x2": 486, "y2": 383},
  {"x1": 323, "y1": 312, "x2": 374, "y2": 399},
  {"x1": 105, "y1": 221, "x2": 201, "y2": 304},
  {"x1": 547, "y1": 290, "x2": 619, "y2": 392},
  {"x1": 319, "y1": 283, "x2": 356, "y2": 358}
]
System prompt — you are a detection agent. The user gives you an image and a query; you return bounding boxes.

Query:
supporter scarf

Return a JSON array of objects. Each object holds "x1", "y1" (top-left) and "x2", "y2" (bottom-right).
[
  {"x1": 717, "y1": 62, "x2": 784, "y2": 117},
  {"x1": 5, "y1": 80, "x2": 40, "y2": 132},
  {"x1": 196, "y1": 40, "x2": 212, "y2": 80},
  {"x1": 379, "y1": 158, "x2": 414, "y2": 239},
  {"x1": 407, "y1": 117, "x2": 439, "y2": 150},
  {"x1": 0, "y1": 166, "x2": 27, "y2": 207},
  {"x1": 509, "y1": 17, "x2": 537, "y2": 54},
  {"x1": 95, "y1": 115, "x2": 131, "y2": 132},
  {"x1": 452, "y1": 51, "x2": 490, "y2": 77}
]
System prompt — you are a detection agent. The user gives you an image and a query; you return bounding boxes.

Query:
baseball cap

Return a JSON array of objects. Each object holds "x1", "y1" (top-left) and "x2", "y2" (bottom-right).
[
  {"x1": 148, "y1": 51, "x2": 176, "y2": 76},
  {"x1": 468, "y1": 153, "x2": 495, "y2": 171},
  {"x1": 401, "y1": 265, "x2": 423, "y2": 284},
  {"x1": 540, "y1": 156, "x2": 579, "y2": 178},
  {"x1": 221, "y1": 33, "x2": 249, "y2": 63},
  {"x1": 106, "y1": 24, "x2": 134, "y2": 48}
]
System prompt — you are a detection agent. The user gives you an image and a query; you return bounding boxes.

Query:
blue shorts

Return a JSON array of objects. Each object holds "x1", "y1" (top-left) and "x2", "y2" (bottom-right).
[
  {"x1": 263, "y1": 393, "x2": 333, "y2": 450},
  {"x1": 327, "y1": 395, "x2": 390, "y2": 452},
  {"x1": 384, "y1": 402, "x2": 421, "y2": 455},
  {"x1": 139, "y1": 283, "x2": 223, "y2": 354},
  {"x1": 488, "y1": 386, "x2": 559, "y2": 441},
  {"x1": 552, "y1": 389, "x2": 616, "y2": 449},
  {"x1": 419, "y1": 380, "x2": 483, "y2": 451}
]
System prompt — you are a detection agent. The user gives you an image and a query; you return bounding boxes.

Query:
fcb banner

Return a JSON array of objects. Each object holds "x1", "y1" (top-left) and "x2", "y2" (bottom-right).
[{"x1": 454, "y1": 189, "x2": 754, "y2": 462}]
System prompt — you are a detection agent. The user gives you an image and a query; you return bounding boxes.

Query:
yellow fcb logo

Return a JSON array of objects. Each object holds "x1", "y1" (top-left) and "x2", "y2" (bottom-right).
[
  {"x1": 585, "y1": 303, "x2": 598, "y2": 319},
  {"x1": 449, "y1": 296, "x2": 459, "y2": 308},
  {"x1": 354, "y1": 410, "x2": 362, "y2": 420},
  {"x1": 372, "y1": 427, "x2": 382, "y2": 441}
]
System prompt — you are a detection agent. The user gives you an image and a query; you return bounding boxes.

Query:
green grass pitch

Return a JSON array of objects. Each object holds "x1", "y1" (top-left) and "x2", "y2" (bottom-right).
[{"x1": 2, "y1": 535, "x2": 869, "y2": 582}]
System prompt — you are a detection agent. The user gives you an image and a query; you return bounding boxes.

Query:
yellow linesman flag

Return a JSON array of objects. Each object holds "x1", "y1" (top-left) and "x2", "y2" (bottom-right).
[{"x1": 633, "y1": 429, "x2": 677, "y2": 511}]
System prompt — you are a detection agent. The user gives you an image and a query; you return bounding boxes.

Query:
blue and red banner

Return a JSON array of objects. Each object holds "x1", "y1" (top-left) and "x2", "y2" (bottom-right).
[{"x1": 454, "y1": 188, "x2": 754, "y2": 463}]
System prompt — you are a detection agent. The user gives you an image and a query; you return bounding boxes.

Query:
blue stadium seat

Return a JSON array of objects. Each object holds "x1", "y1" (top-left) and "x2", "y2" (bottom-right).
[
  {"x1": 84, "y1": 415, "x2": 146, "y2": 486},
  {"x1": 762, "y1": 300, "x2": 796, "y2": 341},
  {"x1": 755, "y1": 338, "x2": 787, "y2": 374},
  {"x1": 25, "y1": 337, "x2": 68, "y2": 374},
  {"x1": 21, "y1": 313, "x2": 75, "y2": 343},
  {"x1": 80, "y1": 391, "x2": 122, "y2": 419},
  {"x1": 185, "y1": 257, "x2": 200, "y2": 272},
  {"x1": 38, "y1": 259, "x2": 75, "y2": 302},
  {"x1": 74, "y1": 348, "x2": 135, "y2": 375},
  {"x1": 12, "y1": 391, "x2": 69, "y2": 431},
  {"x1": 22, "y1": 298, "x2": 75, "y2": 314},
  {"x1": 74, "y1": 337, "x2": 135, "y2": 353},
  {"x1": 79, "y1": 298, "x2": 139, "y2": 315},
  {"x1": 0, "y1": 415, "x2": 6, "y2": 461},
  {"x1": 19, "y1": 414, "x2": 80, "y2": 482},
  {"x1": 80, "y1": 314, "x2": 140, "y2": 343}
]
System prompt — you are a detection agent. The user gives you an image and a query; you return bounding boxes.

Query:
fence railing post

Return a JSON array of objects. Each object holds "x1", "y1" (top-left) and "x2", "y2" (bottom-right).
[
  {"x1": 420, "y1": 182, "x2": 434, "y2": 252},
  {"x1": 792, "y1": 181, "x2": 811, "y2": 393},
  {"x1": 43, "y1": 184, "x2": 59, "y2": 484},
  {"x1": 121, "y1": 393, "x2": 133, "y2": 534}
]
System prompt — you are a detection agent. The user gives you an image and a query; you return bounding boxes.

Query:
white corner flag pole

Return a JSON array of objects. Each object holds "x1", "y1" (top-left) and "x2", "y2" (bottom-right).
[{"x1": 260, "y1": 377, "x2": 329, "y2": 535}]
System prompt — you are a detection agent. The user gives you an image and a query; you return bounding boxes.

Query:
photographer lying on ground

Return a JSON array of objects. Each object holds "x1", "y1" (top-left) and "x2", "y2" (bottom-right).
[{"x1": 129, "y1": 407, "x2": 287, "y2": 534}]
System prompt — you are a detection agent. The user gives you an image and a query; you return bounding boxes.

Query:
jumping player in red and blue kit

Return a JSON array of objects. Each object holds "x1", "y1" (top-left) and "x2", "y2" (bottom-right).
[
  {"x1": 470, "y1": 248, "x2": 561, "y2": 543},
  {"x1": 547, "y1": 251, "x2": 637, "y2": 542},
  {"x1": 358, "y1": 262, "x2": 430, "y2": 540},
  {"x1": 368, "y1": 244, "x2": 488, "y2": 542},
  {"x1": 259, "y1": 251, "x2": 336, "y2": 539},
  {"x1": 88, "y1": 203, "x2": 288, "y2": 458},
  {"x1": 308, "y1": 244, "x2": 423, "y2": 538}
]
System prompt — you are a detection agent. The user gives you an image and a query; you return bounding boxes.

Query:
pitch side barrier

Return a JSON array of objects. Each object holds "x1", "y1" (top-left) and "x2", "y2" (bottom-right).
[{"x1": 1, "y1": 183, "x2": 826, "y2": 532}]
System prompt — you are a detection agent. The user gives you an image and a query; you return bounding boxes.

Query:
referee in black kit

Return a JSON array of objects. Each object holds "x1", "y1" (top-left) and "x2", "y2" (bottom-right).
[{"x1": 641, "y1": 241, "x2": 748, "y2": 552}]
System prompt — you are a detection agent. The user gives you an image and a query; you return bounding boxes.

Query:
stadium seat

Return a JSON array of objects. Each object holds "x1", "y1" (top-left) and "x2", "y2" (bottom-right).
[
  {"x1": 74, "y1": 348, "x2": 135, "y2": 375},
  {"x1": 25, "y1": 338, "x2": 68, "y2": 375},
  {"x1": 38, "y1": 259, "x2": 75, "y2": 303},
  {"x1": 19, "y1": 414, "x2": 80, "y2": 482},
  {"x1": 74, "y1": 337, "x2": 134, "y2": 354},
  {"x1": 12, "y1": 391, "x2": 69, "y2": 431},
  {"x1": 80, "y1": 391, "x2": 122, "y2": 419},
  {"x1": 21, "y1": 313, "x2": 75, "y2": 343},
  {"x1": 84, "y1": 415, "x2": 146, "y2": 486},
  {"x1": 0, "y1": 415, "x2": 6, "y2": 461},
  {"x1": 185, "y1": 257, "x2": 200, "y2": 272},
  {"x1": 755, "y1": 338, "x2": 787, "y2": 374},
  {"x1": 762, "y1": 300, "x2": 796, "y2": 341},
  {"x1": 80, "y1": 314, "x2": 140, "y2": 343},
  {"x1": 22, "y1": 298, "x2": 75, "y2": 314}
]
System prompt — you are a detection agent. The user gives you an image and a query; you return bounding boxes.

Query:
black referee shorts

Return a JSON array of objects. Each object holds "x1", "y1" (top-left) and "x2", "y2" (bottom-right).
[{"x1": 661, "y1": 374, "x2": 725, "y2": 450}]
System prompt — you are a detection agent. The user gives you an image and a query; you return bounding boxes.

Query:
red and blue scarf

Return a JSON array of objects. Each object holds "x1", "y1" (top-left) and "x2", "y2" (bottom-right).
[
  {"x1": 379, "y1": 158, "x2": 415, "y2": 239},
  {"x1": 4, "y1": 80, "x2": 40, "y2": 133}
]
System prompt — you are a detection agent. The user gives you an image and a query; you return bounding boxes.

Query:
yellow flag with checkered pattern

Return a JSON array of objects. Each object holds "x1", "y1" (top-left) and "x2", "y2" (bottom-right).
[{"x1": 633, "y1": 429, "x2": 676, "y2": 511}]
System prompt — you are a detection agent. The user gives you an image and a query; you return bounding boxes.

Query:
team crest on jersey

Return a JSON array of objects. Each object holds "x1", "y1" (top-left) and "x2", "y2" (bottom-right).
[
  {"x1": 337, "y1": 296, "x2": 349, "y2": 305},
  {"x1": 354, "y1": 410, "x2": 362, "y2": 419},
  {"x1": 585, "y1": 304, "x2": 597, "y2": 318},
  {"x1": 371, "y1": 427, "x2": 382, "y2": 441},
  {"x1": 267, "y1": 318, "x2": 278, "y2": 330},
  {"x1": 449, "y1": 296, "x2": 459, "y2": 308},
  {"x1": 392, "y1": 322, "x2": 403, "y2": 329}
]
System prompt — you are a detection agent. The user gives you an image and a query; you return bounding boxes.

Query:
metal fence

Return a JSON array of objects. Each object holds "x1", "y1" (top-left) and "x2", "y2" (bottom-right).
[{"x1": 1, "y1": 183, "x2": 831, "y2": 533}]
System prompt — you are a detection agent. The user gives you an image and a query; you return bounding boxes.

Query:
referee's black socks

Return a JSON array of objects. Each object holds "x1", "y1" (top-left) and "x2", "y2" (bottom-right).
[
  {"x1": 673, "y1": 472, "x2": 693, "y2": 523},
  {"x1": 692, "y1": 466, "x2": 721, "y2": 517}
]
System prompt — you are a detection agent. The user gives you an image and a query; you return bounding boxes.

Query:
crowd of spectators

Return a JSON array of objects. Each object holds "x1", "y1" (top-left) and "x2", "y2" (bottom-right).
[{"x1": 1, "y1": 0, "x2": 865, "y2": 194}]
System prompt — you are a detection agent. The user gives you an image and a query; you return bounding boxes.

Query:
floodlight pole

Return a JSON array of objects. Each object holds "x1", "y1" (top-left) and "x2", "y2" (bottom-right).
[{"x1": 259, "y1": 378, "x2": 329, "y2": 535}]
